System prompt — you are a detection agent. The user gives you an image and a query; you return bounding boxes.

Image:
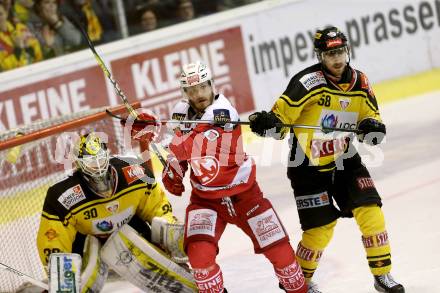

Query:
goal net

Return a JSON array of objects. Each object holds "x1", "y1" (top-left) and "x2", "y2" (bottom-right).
[{"x1": 0, "y1": 103, "x2": 141, "y2": 292}]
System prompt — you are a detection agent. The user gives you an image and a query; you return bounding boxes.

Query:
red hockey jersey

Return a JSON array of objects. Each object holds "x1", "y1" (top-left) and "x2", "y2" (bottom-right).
[{"x1": 169, "y1": 94, "x2": 256, "y2": 199}]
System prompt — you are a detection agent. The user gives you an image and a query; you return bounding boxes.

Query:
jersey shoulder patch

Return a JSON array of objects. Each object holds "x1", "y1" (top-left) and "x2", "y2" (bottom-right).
[
  {"x1": 47, "y1": 173, "x2": 87, "y2": 213},
  {"x1": 282, "y1": 64, "x2": 324, "y2": 102},
  {"x1": 298, "y1": 70, "x2": 327, "y2": 91},
  {"x1": 57, "y1": 184, "x2": 86, "y2": 210}
]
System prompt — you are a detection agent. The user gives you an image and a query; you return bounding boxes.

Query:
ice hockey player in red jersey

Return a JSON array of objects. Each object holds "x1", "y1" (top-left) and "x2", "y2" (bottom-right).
[{"x1": 161, "y1": 61, "x2": 308, "y2": 293}]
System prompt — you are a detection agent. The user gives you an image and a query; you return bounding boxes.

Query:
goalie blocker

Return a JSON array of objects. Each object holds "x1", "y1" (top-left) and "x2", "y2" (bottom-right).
[
  {"x1": 49, "y1": 253, "x2": 82, "y2": 293},
  {"x1": 48, "y1": 236, "x2": 108, "y2": 293},
  {"x1": 101, "y1": 224, "x2": 196, "y2": 293}
]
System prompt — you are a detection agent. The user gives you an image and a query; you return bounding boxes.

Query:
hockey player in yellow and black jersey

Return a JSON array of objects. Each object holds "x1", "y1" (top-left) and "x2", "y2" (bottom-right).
[
  {"x1": 249, "y1": 27, "x2": 404, "y2": 293},
  {"x1": 36, "y1": 129, "x2": 186, "y2": 292}
]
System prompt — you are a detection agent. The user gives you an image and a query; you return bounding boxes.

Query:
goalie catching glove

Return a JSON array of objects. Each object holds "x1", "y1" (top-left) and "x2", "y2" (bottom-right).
[
  {"x1": 121, "y1": 112, "x2": 160, "y2": 142},
  {"x1": 152, "y1": 217, "x2": 188, "y2": 264}
]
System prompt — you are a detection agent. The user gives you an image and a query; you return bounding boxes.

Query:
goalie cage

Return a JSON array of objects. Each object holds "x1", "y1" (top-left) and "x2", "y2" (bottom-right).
[{"x1": 0, "y1": 102, "x2": 145, "y2": 293}]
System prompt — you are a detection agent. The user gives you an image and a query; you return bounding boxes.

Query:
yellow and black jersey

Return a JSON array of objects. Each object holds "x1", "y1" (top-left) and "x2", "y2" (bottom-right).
[
  {"x1": 36, "y1": 156, "x2": 176, "y2": 266},
  {"x1": 272, "y1": 63, "x2": 382, "y2": 171}
]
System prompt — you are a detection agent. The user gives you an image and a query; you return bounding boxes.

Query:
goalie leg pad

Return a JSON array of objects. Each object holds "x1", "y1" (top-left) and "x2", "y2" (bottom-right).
[
  {"x1": 81, "y1": 235, "x2": 108, "y2": 293},
  {"x1": 101, "y1": 224, "x2": 196, "y2": 293}
]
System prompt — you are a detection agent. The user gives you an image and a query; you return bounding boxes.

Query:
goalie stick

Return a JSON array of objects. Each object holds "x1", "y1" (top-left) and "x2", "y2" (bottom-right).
[
  {"x1": 0, "y1": 262, "x2": 48, "y2": 290},
  {"x1": 105, "y1": 108, "x2": 360, "y2": 134}
]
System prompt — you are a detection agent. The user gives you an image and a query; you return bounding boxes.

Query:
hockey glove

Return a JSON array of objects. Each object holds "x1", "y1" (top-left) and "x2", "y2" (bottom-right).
[
  {"x1": 162, "y1": 155, "x2": 186, "y2": 196},
  {"x1": 357, "y1": 118, "x2": 386, "y2": 145},
  {"x1": 151, "y1": 217, "x2": 188, "y2": 263},
  {"x1": 121, "y1": 112, "x2": 160, "y2": 142},
  {"x1": 248, "y1": 111, "x2": 280, "y2": 137}
]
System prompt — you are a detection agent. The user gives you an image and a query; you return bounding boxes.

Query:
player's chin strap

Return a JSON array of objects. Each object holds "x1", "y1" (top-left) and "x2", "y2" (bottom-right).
[{"x1": 101, "y1": 224, "x2": 196, "y2": 292}]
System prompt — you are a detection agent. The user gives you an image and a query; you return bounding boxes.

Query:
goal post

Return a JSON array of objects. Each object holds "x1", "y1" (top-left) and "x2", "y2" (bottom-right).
[{"x1": 0, "y1": 102, "x2": 142, "y2": 292}]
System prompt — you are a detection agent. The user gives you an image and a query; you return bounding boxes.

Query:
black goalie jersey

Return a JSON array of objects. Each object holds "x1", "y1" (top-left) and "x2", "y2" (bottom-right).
[{"x1": 36, "y1": 156, "x2": 176, "y2": 266}]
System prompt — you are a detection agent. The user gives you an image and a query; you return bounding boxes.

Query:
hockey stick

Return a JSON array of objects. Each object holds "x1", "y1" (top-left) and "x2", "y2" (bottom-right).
[
  {"x1": 78, "y1": 26, "x2": 169, "y2": 167},
  {"x1": 105, "y1": 109, "x2": 359, "y2": 134},
  {"x1": 78, "y1": 18, "x2": 357, "y2": 135},
  {"x1": 0, "y1": 262, "x2": 48, "y2": 290},
  {"x1": 79, "y1": 27, "x2": 138, "y2": 119}
]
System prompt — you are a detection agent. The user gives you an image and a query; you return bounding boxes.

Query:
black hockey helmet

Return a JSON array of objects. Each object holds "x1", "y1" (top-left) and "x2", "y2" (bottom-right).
[{"x1": 314, "y1": 27, "x2": 348, "y2": 53}]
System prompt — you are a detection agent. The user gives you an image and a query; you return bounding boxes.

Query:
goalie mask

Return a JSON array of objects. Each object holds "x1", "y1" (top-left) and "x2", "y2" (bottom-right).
[{"x1": 74, "y1": 133, "x2": 113, "y2": 196}]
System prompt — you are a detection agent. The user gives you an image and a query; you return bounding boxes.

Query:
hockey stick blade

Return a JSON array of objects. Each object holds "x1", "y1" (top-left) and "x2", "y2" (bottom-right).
[{"x1": 0, "y1": 262, "x2": 48, "y2": 290}]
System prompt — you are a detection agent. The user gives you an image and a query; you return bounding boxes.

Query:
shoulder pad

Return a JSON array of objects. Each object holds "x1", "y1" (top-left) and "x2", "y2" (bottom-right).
[
  {"x1": 201, "y1": 94, "x2": 239, "y2": 122},
  {"x1": 48, "y1": 174, "x2": 87, "y2": 211},
  {"x1": 297, "y1": 66, "x2": 327, "y2": 91},
  {"x1": 171, "y1": 100, "x2": 190, "y2": 120}
]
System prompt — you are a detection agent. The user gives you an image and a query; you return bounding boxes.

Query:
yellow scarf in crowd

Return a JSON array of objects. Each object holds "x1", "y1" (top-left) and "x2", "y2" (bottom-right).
[
  {"x1": 0, "y1": 22, "x2": 42, "y2": 71},
  {"x1": 14, "y1": 2, "x2": 31, "y2": 23},
  {"x1": 82, "y1": 2, "x2": 103, "y2": 42}
]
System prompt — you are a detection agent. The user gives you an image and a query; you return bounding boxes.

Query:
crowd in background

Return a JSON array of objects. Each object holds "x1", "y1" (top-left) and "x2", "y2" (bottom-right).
[{"x1": 0, "y1": 0, "x2": 263, "y2": 72}]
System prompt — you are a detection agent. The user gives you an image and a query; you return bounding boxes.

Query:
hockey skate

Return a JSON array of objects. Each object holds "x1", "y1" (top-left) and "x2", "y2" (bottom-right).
[
  {"x1": 374, "y1": 274, "x2": 405, "y2": 292},
  {"x1": 307, "y1": 281, "x2": 322, "y2": 293}
]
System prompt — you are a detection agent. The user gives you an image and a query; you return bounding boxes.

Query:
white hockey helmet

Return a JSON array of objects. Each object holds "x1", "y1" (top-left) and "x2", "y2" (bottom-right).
[
  {"x1": 179, "y1": 61, "x2": 212, "y2": 88},
  {"x1": 74, "y1": 133, "x2": 110, "y2": 178}
]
